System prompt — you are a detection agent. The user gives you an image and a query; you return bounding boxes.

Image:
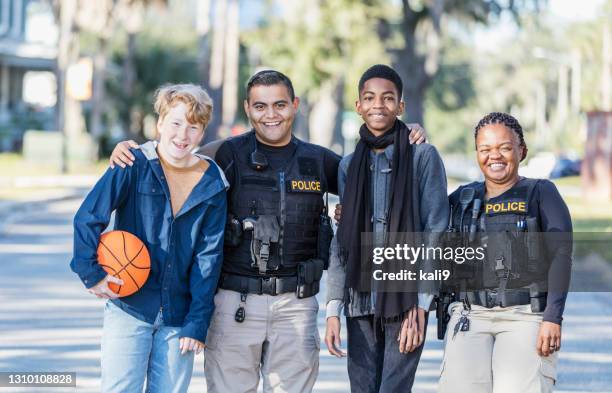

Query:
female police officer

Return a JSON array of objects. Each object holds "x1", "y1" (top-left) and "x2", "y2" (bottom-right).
[{"x1": 438, "y1": 112, "x2": 572, "y2": 393}]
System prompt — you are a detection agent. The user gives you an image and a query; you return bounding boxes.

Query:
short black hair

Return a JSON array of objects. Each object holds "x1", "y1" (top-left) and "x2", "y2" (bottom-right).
[
  {"x1": 358, "y1": 64, "x2": 403, "y2": 99},
  {"x1": 246, "y1": 70, "x2": 295, "y2": 102},
  {"x1": 475, "y1": 112, "x2": 528, "y2": 160}
]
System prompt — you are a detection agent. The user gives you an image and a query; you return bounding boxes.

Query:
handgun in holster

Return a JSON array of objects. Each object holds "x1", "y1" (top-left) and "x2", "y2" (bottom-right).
[
  {"x1": 436, "y1": 292, "x2": 454, "y2": 340},
  {"x1": 242, "y1": 215, "x2": 280, "y2": 274},
  {"x1": 225, "y1": 214, "x2": 243, "y2": 247},
  {"x1": 317, "y1": 214, "x2": 333, "y2": 269},
  {"x1": 317, "y1": 193, "x2": 333, "y2": 269},
  {"x1": 296, "y1": 259, "x2": 325, "y2": 298}
]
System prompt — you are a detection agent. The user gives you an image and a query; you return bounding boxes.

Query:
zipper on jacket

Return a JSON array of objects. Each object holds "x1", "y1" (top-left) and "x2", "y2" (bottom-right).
[{"x1": 279, "y1": 171, "x2": 286, "y2": 266}]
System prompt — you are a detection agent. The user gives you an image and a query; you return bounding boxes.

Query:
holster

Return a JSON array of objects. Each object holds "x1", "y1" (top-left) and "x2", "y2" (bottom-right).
[
  {"x1": 247, "y1": 215, "x2": 280, "y2": 274},
  {"x1": 317, "y1": 214, "x2": 333, "y2": 269},
  {"x1": 224, "y1": 214, "x2": 243, "y2": 247},
  {"x1": 296, "y1": 259, "x2": 324, "y2": 299},
  {"x1": 435, "y1": 293, "x2": 454, "y2": 340},
  {"x1": 529, "y1": 285, "x2": 547, "y2": 312}
]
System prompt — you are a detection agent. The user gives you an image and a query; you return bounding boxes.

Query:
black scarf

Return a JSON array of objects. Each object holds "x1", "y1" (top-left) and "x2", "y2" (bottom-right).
[{"x1": 337, "y1": 119, "x2": 417, "y2": 320}]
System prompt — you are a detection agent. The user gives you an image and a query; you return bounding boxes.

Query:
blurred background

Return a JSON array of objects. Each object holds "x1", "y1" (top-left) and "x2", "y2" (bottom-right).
[
  {"x1": 1, "y1": 1, "x2": 612, "y2": 392},
  {"x1": 1, "y1": 0, "x2": 611, "y2": 225}
]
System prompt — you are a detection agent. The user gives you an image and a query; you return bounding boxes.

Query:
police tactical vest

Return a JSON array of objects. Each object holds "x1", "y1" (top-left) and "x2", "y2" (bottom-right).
[
  {"x1": 448, "y1": 178, "x2": 547, "y2": 291},
  {"x1": 224, "y1": 132, "x2": 327, "y2": 276}
]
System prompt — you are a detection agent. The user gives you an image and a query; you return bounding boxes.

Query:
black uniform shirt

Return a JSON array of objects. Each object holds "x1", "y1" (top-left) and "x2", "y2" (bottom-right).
[{"x1": 213, "y1": 136, "x2": 340, "y2": 196}]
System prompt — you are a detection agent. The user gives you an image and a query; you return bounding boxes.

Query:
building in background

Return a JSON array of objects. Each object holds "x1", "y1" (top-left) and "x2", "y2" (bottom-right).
[{"x1": 0, "y1": 0, "x2": 57, "y2": 151}]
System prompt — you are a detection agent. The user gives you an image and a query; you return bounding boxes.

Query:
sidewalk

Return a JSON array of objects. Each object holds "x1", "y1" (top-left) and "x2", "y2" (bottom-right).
[{"x1": 0, "y1": 175, "x2": 94, "y2": 235}]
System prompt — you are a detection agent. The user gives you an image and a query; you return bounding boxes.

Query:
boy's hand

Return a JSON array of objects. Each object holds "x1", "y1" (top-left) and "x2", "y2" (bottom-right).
[
  {"x1": 407, "y1": 123, "x2": 427, "y2": 145},
  {"x1": 398, "y1": 306, "x2": 425, "y2": 353},
  {"x1": 88, "y1": 275, "x2": 124, "y2": 299},
  {"x1": 325, "y1": 316, "x2": 346, "y2": 357},
  {"x1": 180, "y1": 337, "x2": 205, "y2": 355},
  {"x1": 109, "y1": 140, "x2": 139, "y2": 169}
]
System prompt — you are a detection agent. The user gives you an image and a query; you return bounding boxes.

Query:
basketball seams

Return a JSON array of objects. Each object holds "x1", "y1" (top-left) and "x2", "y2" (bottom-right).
[
  {"x1": 97, "y1": 230, "x2": 151, "y2": 297},
  {"x1": 99, "y1": 240, "x2": 128, "y2": 269},
  {"x1": 122, "y1": 268, "x2": 141, "y2": 292},
  {"x1": 129, "y1": 244, "x2": 149, "y2": 269}
]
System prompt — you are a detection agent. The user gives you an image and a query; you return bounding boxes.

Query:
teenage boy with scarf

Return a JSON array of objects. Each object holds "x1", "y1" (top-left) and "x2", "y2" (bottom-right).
[{"x1": 325, "y1": 65, "x2": 449, "y2": 393}]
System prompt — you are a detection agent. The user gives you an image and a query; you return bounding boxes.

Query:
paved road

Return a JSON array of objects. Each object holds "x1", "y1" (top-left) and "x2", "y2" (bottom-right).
[{"x1": 0, "y1": 197, "x2": 611, "y2": 392}]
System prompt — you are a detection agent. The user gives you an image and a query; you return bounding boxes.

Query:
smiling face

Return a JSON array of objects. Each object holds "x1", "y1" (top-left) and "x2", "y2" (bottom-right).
[
  {"x1": 157, "y1": 102, "x2": 205, "y2": 166},
  {"x1": 356, "y1": 77, "x2": 404, "y2": 136},
  {"x1": 244, "y1": 83, "x2": 299, "y2": 147},
  {"x1": 476, "y1": 123, "x2": 524, "y2": 186}
]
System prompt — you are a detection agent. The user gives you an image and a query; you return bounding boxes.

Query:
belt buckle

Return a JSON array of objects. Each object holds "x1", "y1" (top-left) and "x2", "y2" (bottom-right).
[{"x1": 262, "y1": 277, "x2": 277, "y2": 295}]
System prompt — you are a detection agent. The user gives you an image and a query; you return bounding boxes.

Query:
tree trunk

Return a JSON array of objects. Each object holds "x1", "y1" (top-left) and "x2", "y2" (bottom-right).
[
  {"x1": 90, "y1": 35, "x2": 108, "y2": 139},
  {"x1": 400, "y1": 75, "x2": 426, "y2": 125},
  {"x1": 122, "y1": 32, "x2": 137, "y2": 136},
  {"x1": 555, "y1": 64, "x2": 569, "y2": 127},
  {"x1": 204, "y1": 0, "x2": 227, "y2": 143},
  {"x1": 331, "y1": 77, "x2": 345, "y2": 154},
  {"x1": 388, "y1": 1, "x2": 433, "y2": 126},
  {"x1": 602, "y1": 23, "x2": 611, "y2": 111},
  {"x1": 308, "y1": 78, "x2": 344, "y2": 149},
  {"x1": 222, "y1": 0, "x2": 239, "y2": 129},
  {"x1": 197, "y1": 0, "x2": 211, "y2": 89},
  {"x1": 56, "y1": 0, "x2": 82, "y2": 172}
]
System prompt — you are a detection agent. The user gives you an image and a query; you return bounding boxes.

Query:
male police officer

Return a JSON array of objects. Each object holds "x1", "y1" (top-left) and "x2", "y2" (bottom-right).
[{"x1": 201, "y1": 70, "x2": 340, "y2": 392}]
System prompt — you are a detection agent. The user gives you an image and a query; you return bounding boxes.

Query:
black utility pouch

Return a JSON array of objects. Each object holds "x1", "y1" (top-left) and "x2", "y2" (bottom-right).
[
  {"x1": 317, "y1": 192, "x2": 333, "y2": 269},
  {"x1": 296, "y1": 259, "x2": 324, "y2": 299},
  {"x1": 525, "y1": 217, "x2": 541, "y2": 261},
  {"x1": 530, "y1": 291, "x2": 547, "y2": 313},
  {"x1": 225, "y1": 215, "x2": 243, "y2": 247},
  {"x1": 435, "y1": 293, "x2": 454, "y2": 340},
  {"x1": 317, "y1": 214, "x2": 333, "y2": 269}
]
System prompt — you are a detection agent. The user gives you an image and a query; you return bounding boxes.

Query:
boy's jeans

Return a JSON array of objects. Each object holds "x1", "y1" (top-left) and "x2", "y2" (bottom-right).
[
  {"x1": 346, "y1": 314, "x2": 427, "y2": 393},
  {"x1": 101, "y1": 301, "x2": 194, "y2": 393}
]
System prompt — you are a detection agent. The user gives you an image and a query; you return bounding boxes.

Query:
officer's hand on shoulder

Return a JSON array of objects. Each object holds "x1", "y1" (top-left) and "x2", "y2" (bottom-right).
[
  {"x1": 109, "y1": 140, "x2": 139, "y2": 169},
  {"x1": 334, "y1": 204, "x2": 342, "y2": 223},
  {"x1": 407, "y1": 123, "x2": 427, "y2": 145}
]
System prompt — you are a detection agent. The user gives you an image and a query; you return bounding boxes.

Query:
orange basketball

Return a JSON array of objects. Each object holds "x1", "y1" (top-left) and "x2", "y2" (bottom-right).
[{"x1": 97, "y1": 230, "x2": 151, "y2": 297}]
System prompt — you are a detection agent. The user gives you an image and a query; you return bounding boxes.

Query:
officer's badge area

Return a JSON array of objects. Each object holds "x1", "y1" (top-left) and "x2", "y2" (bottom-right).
[{"x1": 289, "y1": 178, "x2": 322, "y2": 193}]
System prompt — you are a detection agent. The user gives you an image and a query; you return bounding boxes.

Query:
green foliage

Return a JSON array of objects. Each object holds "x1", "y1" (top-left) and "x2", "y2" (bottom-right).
[
  {"x1": 103, "y1": 18, "x2": 200, "y2": 138},
  {"x1": 246, "y1": 0, "x2": 389, "y2": 105},
  {"x1": 251, "y1": 0, "x2": 547, "y2": 148}
]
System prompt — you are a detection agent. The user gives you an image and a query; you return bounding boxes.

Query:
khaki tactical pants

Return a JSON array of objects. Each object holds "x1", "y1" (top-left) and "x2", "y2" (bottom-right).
[
  {"x1": 438, "y1": 303, "x2": 558, "y2": 393},
  {"x1": 204, "y1": 288, "x2": 320, "y2": 393}
]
